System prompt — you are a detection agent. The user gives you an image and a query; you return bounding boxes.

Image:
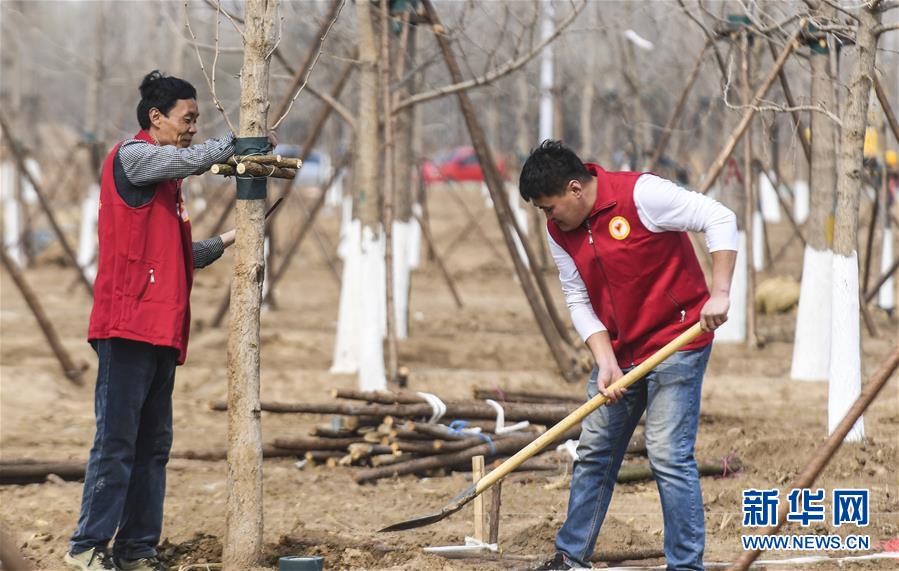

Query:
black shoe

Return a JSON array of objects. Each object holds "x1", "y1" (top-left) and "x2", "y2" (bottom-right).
[{"x1": 532, "y1": 552, "x2": 588, "y2": 570}]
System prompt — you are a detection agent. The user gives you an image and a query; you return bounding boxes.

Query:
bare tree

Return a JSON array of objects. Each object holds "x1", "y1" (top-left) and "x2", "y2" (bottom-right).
[{"x1": 224, "y1": 0, "x2": 277, "y2": 567}]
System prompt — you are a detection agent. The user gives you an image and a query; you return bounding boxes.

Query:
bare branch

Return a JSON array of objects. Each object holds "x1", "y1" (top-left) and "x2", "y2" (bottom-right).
[
  {"x1": 305, "y1": 84, "x2": 357, "y2": 131},
  {"x1": 394, "y1": 0, "x2": 586, "y2": 112},
  {"x1": 721, "y1": 54, "x2": 842, "y2": 126},
  {"x1": 676, "y1": 0, "x2": 729, "y2": 82},
  {"x1": 269, "y1": 0, "x2": 346, "y2": 130},
  {"x1": 875, "y1": 22, "x2": 899, "y2": 34},
  {"x1": 185, "y1": 0, "x2": 237, "y2": 133},
  {"x1": 203, "y1": 0, "x2": 246, "y2": 41}
]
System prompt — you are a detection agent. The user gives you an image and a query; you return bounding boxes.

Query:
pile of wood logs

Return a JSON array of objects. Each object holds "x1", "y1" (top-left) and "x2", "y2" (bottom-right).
[
  {"x1": 209, "y1": 154, "x2": 302, "y2": 180},
  {"x1": 208, "y1": 388, "x2": 742, "y2": 484}
]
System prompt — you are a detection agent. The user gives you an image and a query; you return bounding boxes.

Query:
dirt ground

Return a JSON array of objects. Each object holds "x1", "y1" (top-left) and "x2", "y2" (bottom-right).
[{"x1": 1, "y1": 184, "x2": 897, "y2": 570}]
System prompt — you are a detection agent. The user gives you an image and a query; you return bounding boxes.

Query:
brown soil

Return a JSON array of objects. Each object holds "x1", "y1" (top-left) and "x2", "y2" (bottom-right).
[{"x1": 1, "y1": 186, "x2": 897, "y2": 570}]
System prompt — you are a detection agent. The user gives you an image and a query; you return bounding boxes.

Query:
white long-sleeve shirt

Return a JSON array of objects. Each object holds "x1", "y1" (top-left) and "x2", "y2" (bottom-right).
[{"x1": 549, "y1": 174, "x2": 738, "y2": 341}]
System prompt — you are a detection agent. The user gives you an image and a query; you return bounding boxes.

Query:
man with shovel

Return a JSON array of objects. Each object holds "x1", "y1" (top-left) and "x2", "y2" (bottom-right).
[{"x1": 519, "y1": 140, "x2": 737, "y2": 570}]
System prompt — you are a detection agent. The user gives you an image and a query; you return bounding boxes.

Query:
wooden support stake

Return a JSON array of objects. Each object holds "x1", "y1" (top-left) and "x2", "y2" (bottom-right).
[
  {"x1": 472, "y1": 455, "x2": 487, "y2": 543},
  {"x1": 874, "y1": 74, "x2": 899, "y2": 147},
  {"x1": 731, "y1": 344, "x2": 899, "y2": 570},
  {"x1": 0, "y1": 112, "x2": 93, "y2": 296},
  {"x1": 235, "y1": 162, "x2": 297, "y2": 179},
  {"x1": 423, "y1": 0, "x2": 577, "y2": 379},
  {"x1": 227, "y1": 155, "x2": 302, "y2": 169},
  {"x1": 768, "y1": 39, "x2": 811, "y2": 163},
  {"x1": 696, "y1": 25, "x2": 803, "y2": 196},
  {"x1": 646, "y1": 40, "x2": 709, "y2": 172},
  {"x1": 1, "y1": 246, "x2": 85, "y2": 383},
  {"x1": 413, "y1": 211, "x2": 464, "y2": 308},
  {"x1": 488, "y1": 480, "x2": 502, "y2": 545},
  {"x1": 864, "y1": 254, "x2": 899, "y2": 303}
]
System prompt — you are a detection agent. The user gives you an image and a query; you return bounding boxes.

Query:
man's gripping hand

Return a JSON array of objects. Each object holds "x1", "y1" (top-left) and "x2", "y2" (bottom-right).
[
  {"x1": 700, "y1": 292, "x2": 730, "y2": 332},
  {"x1": 597, "y1": 359, "x2": 626, "y2": 404}
]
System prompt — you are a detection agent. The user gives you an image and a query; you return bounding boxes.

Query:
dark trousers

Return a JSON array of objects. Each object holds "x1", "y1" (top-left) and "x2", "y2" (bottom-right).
[{"x1": 69, "y1": 338, "x2": 178, "y2": 560}]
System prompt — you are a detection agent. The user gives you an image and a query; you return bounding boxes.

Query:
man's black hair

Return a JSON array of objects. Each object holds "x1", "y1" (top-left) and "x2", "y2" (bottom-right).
[
  {"x1": 519, "y1": 139, "x2": 591, "y2": 202},
  {"x1": 136, "y1": 70, "x2": 197, "y2": 130}
]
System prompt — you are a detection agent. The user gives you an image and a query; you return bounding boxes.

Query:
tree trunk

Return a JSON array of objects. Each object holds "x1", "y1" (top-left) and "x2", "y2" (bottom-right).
[
  {"x1": 792, "y1": 13, "x2": 838, "y2": 382},
  {"x1": 829, "y1": 5, "x2": 880, "y2": 442},
  {"x1": 224, "y1": 0, "x2": 276, "y2": 567},
  {"x1": 740, "y1": 31, "x2": 758, "y2": 349}
]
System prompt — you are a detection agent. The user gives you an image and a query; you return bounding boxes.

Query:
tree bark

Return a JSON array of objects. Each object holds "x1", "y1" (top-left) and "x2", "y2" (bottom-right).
[
  {"x1": 740, "y1": 31, "x2": 758, "y2": 349},
  {"x1": 224, "y1": 0, "x2": 276, "y2": 567},
  {"x1": 380, "y1": 0, "x2": 398, "y2": 384}
]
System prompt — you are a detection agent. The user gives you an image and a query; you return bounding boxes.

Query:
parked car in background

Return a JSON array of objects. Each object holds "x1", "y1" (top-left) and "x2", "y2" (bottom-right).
[
  {"x1": 421, "y1": 146, "x2": 506, "y2": 184},
  {"x1": 273, "y1": 144, "x2": 332, "y2": 188}
]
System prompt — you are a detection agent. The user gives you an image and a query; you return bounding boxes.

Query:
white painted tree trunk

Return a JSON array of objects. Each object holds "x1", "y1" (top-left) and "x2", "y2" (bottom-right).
[
  {"x1": 759, "y1": 171, "x2": 781, "y2": 222},
  {"x1": 878, "y1": 227, "x2": 894, "y2": 311},
  {"x1": 507, "y1": 182, "x2": 528, "y2": 268},
  {"x1": 392, "y1": 219, "x2": 410, "y2": 339},
  {"x1": 326, "y1": 168, "x2": 345, "y2": 208},
  {"x1": 792, "y1": 179, "x2": 809, "y2": 224},
  {"x1": 77, "y1": 184, "x2": 100, "y2": 282},
  {"x1": 358, "y1": 225, "x2": 386, "y2": 391},
  {"x1": 752, "y1": 210, "x2": 765, "y2": 271},
  {"x1": 828, "y1": 252, "x2": 864, "y2": 441},
  {"x1": 337, "y1": 193, "x2": 353, "y2": 259},
  {"x1": 331, "y1": 218, "x2": 361, "y2": 374},
  {"x1": 22, "y1": 158, "x2": 40, "y2": 203},
  {"x1": 791, "y1": 246, "x2": 833, "y2": 381},
  {"x1": 261, "y1": 236, "x2": 270, "y2": 303},
  {"x1": 408, "y1": 204, "x2": 422, "y2": 269},
  {"x1": 1, "y1": 160, "x2": 23, "y2": 268},
  {"x1": 715, "y1": 231, "x2": 747, "y2": 343}
]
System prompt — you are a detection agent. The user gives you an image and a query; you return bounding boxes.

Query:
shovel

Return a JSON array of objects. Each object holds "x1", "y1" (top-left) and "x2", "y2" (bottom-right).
[{"x1": 379, "y1": 322, "x2": 704, "y2": 532}]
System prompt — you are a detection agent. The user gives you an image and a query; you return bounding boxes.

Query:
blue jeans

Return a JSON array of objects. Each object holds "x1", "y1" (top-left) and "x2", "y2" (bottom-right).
[
  {"x1": 555, "y1": 345, "x2": 712, "y2": 570},
  {"x1": 70, "y1": 338, "x2": 178, "y2": 560}
]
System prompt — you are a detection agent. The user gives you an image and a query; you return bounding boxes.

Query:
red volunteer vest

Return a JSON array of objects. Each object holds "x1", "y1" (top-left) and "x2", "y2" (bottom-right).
[
  {"x1": 548, "y1": 164, "x2": 713, "y2": 368},
  {"x1": 88, "y1": 130, "x2": 194, "y2": 364}
]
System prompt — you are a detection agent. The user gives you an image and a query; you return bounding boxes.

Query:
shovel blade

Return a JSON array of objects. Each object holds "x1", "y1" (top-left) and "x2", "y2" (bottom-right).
[{"x1": 379, "y1": 484, "x2": 477, "y2": 532}]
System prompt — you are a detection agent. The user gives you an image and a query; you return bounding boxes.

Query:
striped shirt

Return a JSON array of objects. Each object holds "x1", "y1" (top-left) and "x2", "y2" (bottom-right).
[{"x1": 115, "y1": 133, "x2": 236, "y2": 269}]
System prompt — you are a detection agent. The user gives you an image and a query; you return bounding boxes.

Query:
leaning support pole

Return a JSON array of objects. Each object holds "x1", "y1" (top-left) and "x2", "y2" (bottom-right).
[
  {"x1": 224, "y1": 1, "x2": 276, "y2": 568},
  {"x1": 697, "y1": 25, "x2": 803, "y2": 195},
  {"x1": 0, "y1": 246, "x2": 85, "y2": 383},
  {"x1": 730, "y1": 344, "x2": 899, "y2": 571},
  {"x1": 423, "y1": 0, "x2": 576, "y2": 380},
  {"x1": 0, "y1": 113, "x2": 94, "y2": 297},
  {"x1": 645, "y1": 40, "x2": 709, "y2": 172},
  {"x1": 768, "y1": 38, "x2": 811, "y2": 163},
  {"x1": 873, "y1": 74, "x2": 899, "y2": 146},
  {"x1": 413, "y1": 211, "x2": 464, "y2": 308}
]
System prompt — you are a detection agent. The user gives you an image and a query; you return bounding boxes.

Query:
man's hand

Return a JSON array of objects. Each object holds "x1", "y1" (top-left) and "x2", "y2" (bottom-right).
[
  {"x1": 700, "y1": 292, "x2": 729, "y2": 332},
  {"x1": 597, "y1": 360, "x2": 626, "y2": 403},
  {"x1": 220, "y1": 229, "x2": 236, "y2": 248}
]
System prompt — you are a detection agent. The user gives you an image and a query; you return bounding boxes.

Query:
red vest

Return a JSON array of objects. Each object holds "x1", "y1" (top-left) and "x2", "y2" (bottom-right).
[
  {"x1": 88, "y1": 130, "x2": 194, "y2": 364},
  {"x1": 548, "y1": 164, "x2": 713, "y2": 368}
]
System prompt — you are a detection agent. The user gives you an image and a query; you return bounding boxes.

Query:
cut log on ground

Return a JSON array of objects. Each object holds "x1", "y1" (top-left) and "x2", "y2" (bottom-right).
[{"x1": 210, "y1": 400, "x2": 575, "y2": 425}]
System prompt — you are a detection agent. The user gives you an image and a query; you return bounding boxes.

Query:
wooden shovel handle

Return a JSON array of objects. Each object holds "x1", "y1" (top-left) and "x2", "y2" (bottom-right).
[{"x1": 474, "y1": 323, "x2": 705, "y2": 494}]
